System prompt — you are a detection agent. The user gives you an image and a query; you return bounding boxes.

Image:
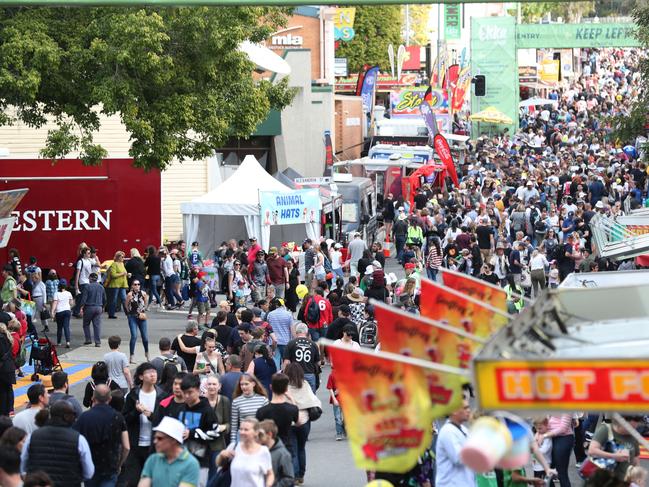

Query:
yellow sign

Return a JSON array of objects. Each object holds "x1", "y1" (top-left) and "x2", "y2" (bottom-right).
[
  {"x1": 475, "y1": 359, "x2": 649, "y2": 412},
  {"x1": 539, "y1": 60, "x2": 560, "y2": 83},
  {"x1": 334, "y1": 7, "x2": 356, "y2": 29}
]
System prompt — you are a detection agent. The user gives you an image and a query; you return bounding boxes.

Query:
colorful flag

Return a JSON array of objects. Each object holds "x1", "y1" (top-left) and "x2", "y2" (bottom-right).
[
  {"x1": 452, "y1": 66, "x2": 472, "y2": 113},
  {"x1": 440, "y1": 268, "x2": 508, "y2": 314},
  {"x1": 373, "y1": 302, "x2": 483, "y2": 413},
  {"x1": 325, "y1": 340, "x2": 466, "y2": 473},
  {"x1": 419, "y1": 279, "x2": 510, "y2": 339},
  {"x1": 419, "y1": 95, "x2": 438, "y2": 144},
  {"x1": 323, "y1": 130, "x2": 333, "y2": 176},
  {"x1": 433, "y1": 134, "x2": 459, "y2": 187}
]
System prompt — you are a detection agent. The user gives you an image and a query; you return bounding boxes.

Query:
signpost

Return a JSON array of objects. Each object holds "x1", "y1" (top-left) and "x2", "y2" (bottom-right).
[{"x1": 294, "y1": 177, "x2": 331, "y2": 185}]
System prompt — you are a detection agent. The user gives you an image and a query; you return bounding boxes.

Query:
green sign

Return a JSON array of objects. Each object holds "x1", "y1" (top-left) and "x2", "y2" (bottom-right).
[
  {"x1": 471, "y1": 16, "x2": 518, "y2": 134},
  {"x1": 517, "y1": 23, "x2": 640, "y2": 49},
  {"x1": 444, "y1": 4, "x2": 461, "y2": 40}
]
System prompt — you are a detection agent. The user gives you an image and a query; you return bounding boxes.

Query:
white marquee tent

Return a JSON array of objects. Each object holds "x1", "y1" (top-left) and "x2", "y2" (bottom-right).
[{"x1": 181, "y1": 155, "x2": 320, "y2": 255}]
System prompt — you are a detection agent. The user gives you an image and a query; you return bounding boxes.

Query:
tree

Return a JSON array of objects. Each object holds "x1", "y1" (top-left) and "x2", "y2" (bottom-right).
[
  {"x1": 0, "y1": 7, "x2": 296, "y2": 170},
  {"x1": 402, "y1": 5, "x2": 432, "y2": 47},
  {"x1": 520, "y1": 2, "x2": 595, "y2": 23},
  {"x1": 335, "y1": 6, "x2": 402, "y2": 73}
]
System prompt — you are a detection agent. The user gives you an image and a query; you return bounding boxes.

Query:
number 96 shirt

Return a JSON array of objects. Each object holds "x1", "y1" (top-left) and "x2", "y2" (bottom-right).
[{"x1": 285, "y1": 336, "x2": 320, "y2": 375}]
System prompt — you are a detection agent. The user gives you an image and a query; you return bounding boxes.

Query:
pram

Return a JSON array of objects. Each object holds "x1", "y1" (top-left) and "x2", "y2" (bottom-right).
[{"x1": 28, "y1": 334, "x2": 62, "y2": 382}]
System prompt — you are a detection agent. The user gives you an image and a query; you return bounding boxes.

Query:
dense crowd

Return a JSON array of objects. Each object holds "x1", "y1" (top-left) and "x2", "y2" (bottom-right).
[{"x1": 0, "y1": 47, "x2": 645, "y2": 487}]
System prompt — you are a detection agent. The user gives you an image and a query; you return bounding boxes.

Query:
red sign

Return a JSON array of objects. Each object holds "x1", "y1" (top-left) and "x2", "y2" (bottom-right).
[
  {"x1": 402, "y1": 46, "x2": 421, "y2": 71},
  {"x1": 475, "y1": 359, "x2": 649, "y2": 412},
  {"x1": 0, "y1": 159, "x2": 161, "y2": 273},
  {"x1": 433, "y1": 134, "x2": 459, "y2": 187},
  {"x1": 336, "y1": 73, "x2": 419, "y2": 92}
]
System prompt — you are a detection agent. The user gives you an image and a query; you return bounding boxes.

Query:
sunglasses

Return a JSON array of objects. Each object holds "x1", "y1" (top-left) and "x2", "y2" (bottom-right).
[{"x1": 133, "y1": 283, "x2": 140, "y2": 286}]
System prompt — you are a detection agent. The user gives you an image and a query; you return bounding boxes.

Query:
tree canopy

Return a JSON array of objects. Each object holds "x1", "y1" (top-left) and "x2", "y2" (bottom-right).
[
  {"x1": 0, "y1": 6, "x2": 296, "y2": 170},
  {"x1": 335, "y1": 5, "x2": 402, "y2": 73}
]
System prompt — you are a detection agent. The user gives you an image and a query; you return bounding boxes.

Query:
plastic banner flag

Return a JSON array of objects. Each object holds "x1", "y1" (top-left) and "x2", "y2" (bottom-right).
[
  {"x1": 452, "y1": 66, "x2": 472, "y2": 113},
  {"x1": 439, "y1": 267, "x2": 508, "y2": 314},
  {"x1": 419, "y1": 278, "x2": 510, "y2": 339},
  {"x1": 324, "y1": 340, "x2": 467, "y2": 473},
  {"x1": 419, "y1": 96, "x2": 438, "y2": 142},
  {"x1": 433, "y1": 134, "x2": 459, "y2": 187},
  {"x1": 373, "y1": 302, "x2": 484, "y2": 411}
]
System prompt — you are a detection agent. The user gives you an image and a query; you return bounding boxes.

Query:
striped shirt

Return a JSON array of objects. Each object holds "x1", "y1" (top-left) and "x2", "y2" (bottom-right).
[
  {"x1": 267, "y1": 307, "x2": 293, "y2": 346},
  {"x1": 230, "y1": 394, "x2": 269, "y2": 442},
  {"x1": 426, "y1": 246, "x2": 444, "y2": 270},
  {"x1": 548, "y1": 414, "x2": 574, "y2": 437}
]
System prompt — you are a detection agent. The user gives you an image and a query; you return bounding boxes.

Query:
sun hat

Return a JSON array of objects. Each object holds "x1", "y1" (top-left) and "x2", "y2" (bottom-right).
[
  {"x1": 346, "y1": 288, "x2": 365, "y2": 302},
  {"x1": 153, "y1": 416, "x2": 185, "y2": 444}
]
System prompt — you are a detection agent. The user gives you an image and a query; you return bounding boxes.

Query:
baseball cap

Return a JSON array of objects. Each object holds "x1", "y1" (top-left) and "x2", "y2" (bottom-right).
[
  {"x1": 334, "y1": 243, "x2": 343, "y2": 249},
  {"x1": 404, "y1": 263, "x2": 416, "y2": 270},
  {"x1": 153, "y1": 416, "x2": 185, "y2": 444}
]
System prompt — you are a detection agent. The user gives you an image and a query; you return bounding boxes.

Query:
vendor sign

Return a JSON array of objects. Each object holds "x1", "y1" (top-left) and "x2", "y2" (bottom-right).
[
  {"x1": 0, "y1": 188, "x2": 28, "y2": 218},
  {"x1": 391, "y1": 87, "x2": 430, "y2": 117},
  {"x1": 0, "y1": 217, "x2": 16, "y2": 248},
  {"x1": 474, "y1": 359, "x2": 649, "y2": 412},
  {"x1": 260, "y1": 189, "x2": 321, "y2": 226}
]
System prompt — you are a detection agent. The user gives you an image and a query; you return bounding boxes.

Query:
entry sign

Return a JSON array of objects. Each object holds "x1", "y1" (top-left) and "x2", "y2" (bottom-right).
[
  {"x1": 294, "y1": 177, "x2": 331, "y2": 185},
  {"x1": 475, "y1": 359, "x2": 649, "y2": 412}
]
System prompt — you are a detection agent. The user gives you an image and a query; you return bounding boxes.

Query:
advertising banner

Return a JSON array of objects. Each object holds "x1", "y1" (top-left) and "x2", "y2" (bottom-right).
[
  {"x1": 402, "y1": 46, "x2": 421, "y2": 71},
  {"x1": 391, "y1": 87, "x2": 442, "y2": 117},
  {"x1": 451, "y1": 66, "x2": 472, "y2": 113},
  {"x1": 419, "y1": 98, "x2": 438, "y2": 141},
  {"x1": 374, "y1": 303, "x2": 478, "y2": 412},
  {"x1": 539, "y1": 60, "x2": 560, "y2": 83},
  {"x1": 440, "y1": 268, "x2": 508, "y2": 314},
  {"x1": 0, "y1": 217, "x2": 16, "y2": 249},
  {"x1": 471, "y1": 16, "x2": 518, "y2": 134},
  {"x1": 336, "y1": 73, "x2": 419, "y2": 92},
  {"x1": 444, "y1": 4, "x2": 461, "y2": 40},
  {"x1": 516, "y1": 23, "x2": 639, "y2": 49},
  {"x1": 333, "y1": 7, "x2": 355, "y2": 42},
  {"x1": 260, "y1": 189, "x2": 321, "y2": 226},
  {"x1": 327, "y1": 344, "x2": 436, "y2": 473},
  {"x1": 474, "y1": 359, "x2": 649, "y2": 412},
  {"x1": 433, "y1": 134, "x2": 459, "y2": 187},
  {"x1": 0, "y1": 189, "x2": 28, "y2": 218},
  {"x1": 419, "y1": 279, "x2": 510, "y2": 340}
]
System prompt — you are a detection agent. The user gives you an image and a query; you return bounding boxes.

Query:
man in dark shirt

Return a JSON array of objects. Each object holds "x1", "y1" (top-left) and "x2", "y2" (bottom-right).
[
  {"x1": 79, "y1": 272, "x2": 107, "y2": 347},
  {"x1": 413, "y1": 188, "x2": 429, "y2": 210},
  {"x1": 220, "y1": 355, "x2": 243, "y2": 401},
  {"x1": 171, "y1": 321, "x2": 202, "y2": 371},
  {"x1": 283, "y1": 323, "x2": 319, "y2": 393},
  {"x1": 256, "y1": 373, "x2": 298, "y2": 450},
  {"x1": 73, "y1": 384, "x2": 129, "y2": 486},
  {"x1": 266, "y1": 248, "x2": 288, "y2": 300},
  {"x1": 475, "y1": 216, "x2": 494, "y2": 263},
  {"x1": 326, "y1": 305, "x2": 353, "y2": 341}
]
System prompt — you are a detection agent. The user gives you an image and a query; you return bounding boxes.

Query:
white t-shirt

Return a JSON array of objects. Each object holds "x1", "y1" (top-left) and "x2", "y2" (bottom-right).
[
  {"x1": 12, "y1": 407, "x2": 40, "y2": 435},
  {"x1": 53, "y1": 291, "x2": 73, "y2": 312},
  {"x1": 230, "y1": 443, "x2": 272, "y2": 487},
  {"x1": 76, "y1": 258, "x2": 92, "y2": 285},
  {"x1": 533, "y1": 436, "x2": 552, "y2": 472},
  {"x1": 331, "y1": 250, "x2": 342, "y2": 270},
  {"x1": 333, "y1": 339, "x2": 360, "y2": 350},
  {"x1": 138, "y1": 388, "x2": 157, "y2": 446}
]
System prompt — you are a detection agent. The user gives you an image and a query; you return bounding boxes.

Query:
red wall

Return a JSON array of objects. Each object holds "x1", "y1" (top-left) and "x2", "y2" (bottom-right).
[{"x1": 0, "y1": 159, "x2": 161, "y2": 275}]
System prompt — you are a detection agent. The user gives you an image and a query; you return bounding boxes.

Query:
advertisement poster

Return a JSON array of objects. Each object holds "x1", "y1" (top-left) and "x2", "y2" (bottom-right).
[
  {"x1": 0, "y1": 188, "x2": 28, "y2": 218},
  {"x1": 260, "y1": 189, "x2": 321, "y2": 226},
  {"x1": 327, "y1": 344, "x2": 435, "y2": 473},
  {"x1": 391, "y1": 87, "x2": 441, "y2": 117},
  {"x1": 333, "y1": 7, "x2": 355, "y2": 42},
  {"x1": 475, "y1": 359, "x2": 649, "y2": 412},
  {"x1": 374, "y1": 303, "x2": 477, "y2": 414},
  {"x1": 539, "y1": 60, "x2": 560, "y2": 83},
  {"x1": 444, "y1": 4, "x2": 461, "y2": 40},
  {"x1": 0, "y1": 217, "x2": 16, "y2": 249},
  {"x1": 471, "y1": 16, "x2": 518, "y2": 134},
  {"x1": 452, "y1": 66, "x2": 472, "y2": 113},
  {"x1": 440, "y1": 268, "x2": 508, "y2": 314},
  {"x1": 419, "y1": 279, "x2": 509, "y2": 340}
]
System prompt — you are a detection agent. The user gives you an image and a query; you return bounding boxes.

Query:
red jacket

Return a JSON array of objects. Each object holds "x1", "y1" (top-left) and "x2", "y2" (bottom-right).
[{"x1": 303, "y1": 295, "x2": 333, "y2": 330}]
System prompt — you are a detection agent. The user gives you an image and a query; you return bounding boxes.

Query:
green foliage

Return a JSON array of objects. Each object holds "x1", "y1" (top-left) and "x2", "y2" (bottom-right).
[
  {"x1": 335, "y1": 5, "x2": 402, "y2": 73},
  {"x1": 0, "y1": 6, "x2": 295, "y2": 170},
  {"x1": 521, "y1": 2, "x2": 595, "y2": 23}
]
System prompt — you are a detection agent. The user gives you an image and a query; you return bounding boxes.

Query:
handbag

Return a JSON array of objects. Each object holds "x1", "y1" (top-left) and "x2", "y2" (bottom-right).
[
  {"x1": 578, "y1": 424, "x2": 616, "y2": 479},
  {"x1": 307, "y1": 406, "x2": 323, "y2": 422},
  {"x1": 40, "y1": 308, "x2": 51, "y2": 321},
  {"x1": 137, "y1": 312, "x2": 147, "y2": 321}
]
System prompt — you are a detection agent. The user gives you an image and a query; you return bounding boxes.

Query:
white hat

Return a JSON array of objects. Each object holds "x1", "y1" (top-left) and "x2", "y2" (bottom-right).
[
  {"x1": 153, "y1": 416, "x2": 185, "y2": 444},
  {"x1": 334, "y1": 243, "x2": 343, "y2": 249},
  {"x1": 364, "y1": 265, "x2": 374, "y2": 275},
  {"x1": 595, "y1": 201, "x2": 604, "y2": 209},
  {"x1": 371, "y1": 260, "x2": 382, "y2": 269}
]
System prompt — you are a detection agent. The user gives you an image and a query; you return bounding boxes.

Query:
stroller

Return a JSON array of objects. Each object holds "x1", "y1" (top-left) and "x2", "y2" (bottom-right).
[{"x1": 28, "y1": 334, "x2": 62, "y2": 382}]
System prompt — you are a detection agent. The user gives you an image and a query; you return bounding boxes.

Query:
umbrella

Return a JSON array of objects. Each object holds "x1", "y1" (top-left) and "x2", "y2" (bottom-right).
[
  {"x1": 469, "y1": 106, "x2": 514, "y2": 125},
  {"x1": 519, "y1": 97, "x2": 558, "y2": 108}
]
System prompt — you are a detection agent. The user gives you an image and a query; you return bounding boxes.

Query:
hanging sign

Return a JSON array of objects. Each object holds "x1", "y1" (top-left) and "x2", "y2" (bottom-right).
[{"x1": 260, "y1": 189, "x2": 321, "y2": 226}]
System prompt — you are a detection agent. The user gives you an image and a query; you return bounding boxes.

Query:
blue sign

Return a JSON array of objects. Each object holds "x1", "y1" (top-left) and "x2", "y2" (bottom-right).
[{"x1": 260, "y1": 189, "x2": 321, "y2": 226}]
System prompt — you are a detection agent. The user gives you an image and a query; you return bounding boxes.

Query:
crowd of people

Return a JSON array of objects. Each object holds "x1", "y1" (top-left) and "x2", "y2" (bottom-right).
[{"x1": 0, "y1": 47, "x2": 645, "y2": 487}]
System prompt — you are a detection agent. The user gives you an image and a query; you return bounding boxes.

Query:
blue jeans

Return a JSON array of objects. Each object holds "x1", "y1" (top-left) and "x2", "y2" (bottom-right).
[
  {"x1": 551, "y1": 434, "x2": 574, "y2": 487},
  {"x1": 164, "y1": 275, "x2": 182, "y2": 306},
  {"x1": 332, "y1": 404, "x2": 345, "y2": 436},
  {"x1": 55, "y1": 310, "x2": 71, "y2": 344},
  {"x1": 85, "y1": 473, "x2": 117, "y2": 487},
  {"x1": 426, "y1": 268, "x2": 438, "y2": 281},
  {"x1": 395, "y1": 235, "x2": 407, "y2": 262},
  {"x1": 107, "y1": 288, "x2": 127, "y2": 317},
  {"x1": 148, "y1": 274, "x2": 162, "y2": 305},
  {"x1": 308, "y1": 327, "x2": 327, "y2": 342},
  {"x1": 127, "y1": 315, "x2": 149, "y2": 356},
  {"x1": 73, "y1": 284, "x2": 87, "y2": 316},
  {"x1": 290, "y1": 421, "x2": 311, "y2": 478},
  {"x1": 275, "y1": 344, "x2": 287, "y2": 370}
]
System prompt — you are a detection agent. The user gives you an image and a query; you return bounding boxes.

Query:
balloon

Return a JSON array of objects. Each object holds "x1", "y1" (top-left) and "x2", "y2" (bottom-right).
[
  {"x1": 623, "y1": 145, "x2": 637, "y2": 159},
  {"x1": 296, "y1": 284, "x2": 309, "y2": 299}
]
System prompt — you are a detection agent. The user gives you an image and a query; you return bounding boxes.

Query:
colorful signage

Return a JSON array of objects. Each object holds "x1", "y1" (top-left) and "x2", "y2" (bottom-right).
[
  {"x1": 471, "y1": 16, "x2": 518, "y2": 134},
  {"x1": 0, "y1": 189, "x2": 28, "y2": 218},
  {"x1": 333, "y1": 7, "x2": 356, "y2": 41},
  {"x1": 444, "y1": 4, "x2": 461, "y2": 40},
  {"x1": 433, "y1": 134, "x2": 459, "y2": 187},
  {"x1": 327, "y1": 344, "x2": 436, "y2": 473},
  {"x1": 0, "y1": 217, "x2": 15, "y2": 248},
  {"x1": 336, "y1": 73, "x2": 419, "y2": 92},
  {"x1": 441, "y1": 269, "x2": 508, "y2": 314},
  {"x1": 539, "y1": 60, "x2": 560, "y2": 83},
  {"x1": 260, "y1": 189, "x2": 321, "y2": 226},
  {"x1": 402, "y1": 46, "x2": 422, "y2": 71},
  {"x1": 391, "y1": 88, "x2": 443, "y2": 117},
  {"x1": 516, "y1": 22, "x2": 639, "y2": 49},
  {"x1": 474, "y1": 359, "x2": 649, "y2": 412}
]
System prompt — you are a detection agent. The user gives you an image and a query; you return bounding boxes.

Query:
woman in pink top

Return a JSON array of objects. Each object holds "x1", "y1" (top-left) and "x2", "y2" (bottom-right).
[{"x1": 542, "y1": 414, "x2": 574, "y2": 487}]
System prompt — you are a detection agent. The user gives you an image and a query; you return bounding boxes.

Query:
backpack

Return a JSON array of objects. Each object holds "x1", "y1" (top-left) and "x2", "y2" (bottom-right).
[
  {"x1": 306, "y1": 297, "x2": 321, "y2": 324},
  {"x1": 359, "y1": 320, "x2": 378, "y2": 348},
  {"x1": 161, "y1": 354, "x2": 183, "y2": 373}
]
